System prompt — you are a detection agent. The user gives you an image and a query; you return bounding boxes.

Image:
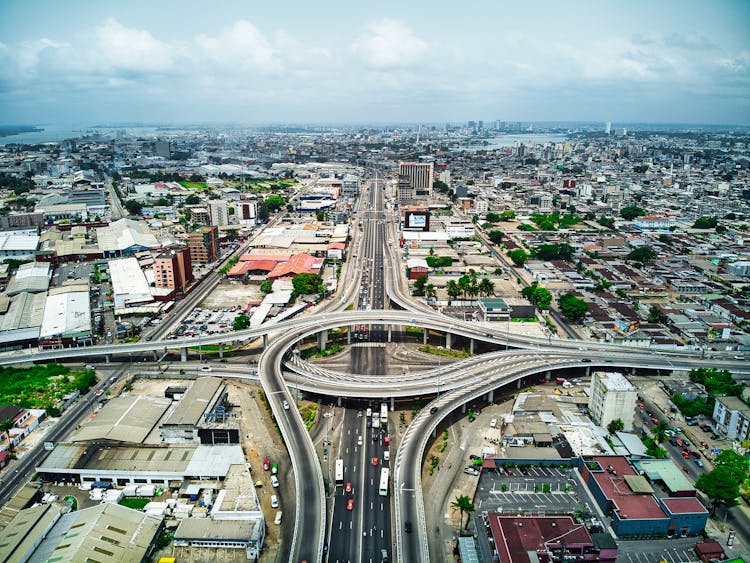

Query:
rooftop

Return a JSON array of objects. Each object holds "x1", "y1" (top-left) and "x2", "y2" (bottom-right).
[
  {"x1": 660, "y1": 497, "x2": 708, "y2": 515},
  {"x1": 70, "y1": 394, "x2": 171, "y2": 444},
  {"x1": 590, "y1": 456, "x2": 668, "y2": 521},
  {"x1": 163, "y1": 376, "x2": 224, "y2": 427}
]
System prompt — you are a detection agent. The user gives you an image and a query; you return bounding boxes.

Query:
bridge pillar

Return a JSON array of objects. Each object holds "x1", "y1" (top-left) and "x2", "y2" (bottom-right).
[
  {"x1": 388, "y1": 325, "x2": 392, "y2": 343},
  {"x1": 180, "y1": 348, "x2": 187, "y2": 362},
  {"x1": 487, "y1": 389, "x2": 494, "y2": 403},
  {"x1": 347, "y1": 327, "x2": 352, "y2": 345},
  {"x1": 263, "y1": 334, "x2": 268, "y2": 348},
  {"x1": 218, "y1": 344, "x2": 223, "y2": 359},
  {"x1": 546, "y1": 370, "x2": 551, "y2": 381},
  {"x1": 469, "y1": 339, "x2": 474, "y2": 354},
  {"x1": 585, "y1": 366, "x2": 590, "y2": 377},
  {"x1": 391, "y1": 397, "x2": 395, "y2": 410},
  {"x1": 432, "y1": 427, "x2": 437, "y2": 438},
  {"x1": 423, "y1": 329, "x2": 428, "y2": 345},
  {"x1": 153, "y1": 351, "x2": 158, "y2": 361},
  {"x1": 337, "y1": 396, "x2": 342, "y2": 407},
  {"x1": 105, "y1": 354, "x2": 111, "y2": 364},
  {"x1": 317, "y1": 330, "x2": 327, "y2": 351},
  {"x1": 461, "y1": 403, "x2": 467, "y2": 414},
  {"x1": 446, "y1": 332, "x2": 452, "y2": 350},
  {"x1": 516, "y1": 378, "x2": 522, "y2": 389}
]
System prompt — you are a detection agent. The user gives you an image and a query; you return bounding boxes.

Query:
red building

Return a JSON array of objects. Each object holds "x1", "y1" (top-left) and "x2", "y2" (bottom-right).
[
  {"x1": 487, "y1": 514, "x2": 617, "y2": 563},
  {"x1": 154, "y1": 248, "x2": 193, "y2": 293}
]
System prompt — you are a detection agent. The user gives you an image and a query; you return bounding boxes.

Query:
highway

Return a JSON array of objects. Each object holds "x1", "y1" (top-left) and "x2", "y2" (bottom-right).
[{"x1": 3, "y1": 169, "x2": 749, "y2": 562}]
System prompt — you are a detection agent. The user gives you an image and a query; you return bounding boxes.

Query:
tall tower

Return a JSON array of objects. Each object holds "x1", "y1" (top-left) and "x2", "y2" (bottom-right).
[{"x1": 604, "y1": 121, "x2": 612, "y2": 135}]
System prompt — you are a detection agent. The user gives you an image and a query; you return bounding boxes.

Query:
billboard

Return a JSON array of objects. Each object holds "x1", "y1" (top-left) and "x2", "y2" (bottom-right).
[{"x1": 405, "y1": 211, "x2": 429, "y2": 231}]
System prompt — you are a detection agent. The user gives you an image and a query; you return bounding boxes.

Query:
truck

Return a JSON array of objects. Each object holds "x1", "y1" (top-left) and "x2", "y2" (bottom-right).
[
  {"x1": 372, "y1": 415, "x2": 380, "y2": 429},
  {"x1": 556, "y1": 377, "x2": 574, "y2": 389}
]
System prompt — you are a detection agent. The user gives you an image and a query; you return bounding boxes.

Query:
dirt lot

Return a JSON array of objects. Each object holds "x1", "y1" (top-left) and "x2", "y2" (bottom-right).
[{"x1": 201, "y1": 281, "x2": 263, "y2": 310}]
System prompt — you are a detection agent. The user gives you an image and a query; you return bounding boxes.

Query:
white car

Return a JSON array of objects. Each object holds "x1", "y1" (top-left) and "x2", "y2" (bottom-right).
[
  {"x1": 357, "y1": 435, "x2": 363, "y2": 446},
  {"x1": 383, "y1": 450, "x2": 390, "y2": 461},
  {"x1": 282, "y1": 400, "x2": 289, "y2": 410},
  {"x1": 490, "y1": 418, "x2": 497, "y2": 428},
  {"x1": 200, "y1": 366, "x2": 212, "y2": 372},
  {"x1": 270, "y1": 475, "x2": 279, "y2": 488},
  {"x1": 270, "y1": 495, "x2": 279, "y2": 508}
]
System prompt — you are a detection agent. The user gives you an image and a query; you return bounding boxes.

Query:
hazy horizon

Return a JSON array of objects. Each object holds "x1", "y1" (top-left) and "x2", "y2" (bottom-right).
[{"x1": 2, "y1": 0, "x2": 749, "y2": 126}]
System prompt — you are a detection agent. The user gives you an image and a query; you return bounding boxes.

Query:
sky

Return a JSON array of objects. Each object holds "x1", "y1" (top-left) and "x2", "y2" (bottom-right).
[{"x1": 1, "y1": 0, "x2": 749, "y2": 126}]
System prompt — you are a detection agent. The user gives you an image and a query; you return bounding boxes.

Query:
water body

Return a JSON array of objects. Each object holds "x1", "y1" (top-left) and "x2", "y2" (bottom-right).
[
  {"x1": 0, "y1": 124, "x2": 165, "y2": 145},
  {"x1": 458, "y1": 133, "x2": 568, "y2": 151}
]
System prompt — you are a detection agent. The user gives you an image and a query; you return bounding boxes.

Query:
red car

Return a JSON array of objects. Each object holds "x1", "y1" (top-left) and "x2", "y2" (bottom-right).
[
  {"x1": 371, "y1": 457, "x2": 379, "y2": 467},
  {"x1": 263, "y1": 458, "x2": 270, "y2": 471},
  {"x1": 347, "y1": 499, "x2": 354, "y2": 511},
  {"x1": 383, "y1": 435, "x2": 390, "y2": 445},
  {"x1": 345, "y1": 482, "x2": 352, "y2": 494},
  {"x1": 95, "y1": 389, "x2": 104, "y2": 397}
]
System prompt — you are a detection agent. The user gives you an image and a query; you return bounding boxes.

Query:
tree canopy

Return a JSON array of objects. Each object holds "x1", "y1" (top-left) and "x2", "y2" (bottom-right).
[
  {"x1": 507, "y1": 249, "x2": 528, "y2": 267},
  {"x1": 620, "y1": 205, "x2": 645, "y2": 221},
  {"x1": 626, "y1": 246, "x2": 657, "y2": 263},
  {"x1": 292, "y1": 273, "x2": 324, "y2": 295},
  {"x1": 693, "y1": 216, "x2": 718, "y2": 229},
  {"x1": 558, "y1": 293, "x2": 589, "y2": 323},
  {"x1": 451, "y1": 495, "x2": 475, "y2": 531},
  {"x1": 534, "y1": 243, "x2": 574, "y2": 262},
  {"x1": 487, "y1": 230, "x2": 505, "y2": 244},
  {"x1": 233, "y1": 314, "x2": 250, "y2": 331},
  {"x1": 124, "y1": 200, "x2": 144, "y2": 215},
  {"x1": 521, "y1": 282, "x2": 552, "y2": 309}
]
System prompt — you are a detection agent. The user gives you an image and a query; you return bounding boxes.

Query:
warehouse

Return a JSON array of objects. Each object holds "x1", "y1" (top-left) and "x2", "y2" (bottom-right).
[
  {"x1": 69, "y1": 394, "x2": 172, "y2": 444},
  {"x1": 38, "y1": 284, "x2": 92, "y2": 347},
  {"x1": 109, "y1": 256, "x2": 154, "y2": 310}
]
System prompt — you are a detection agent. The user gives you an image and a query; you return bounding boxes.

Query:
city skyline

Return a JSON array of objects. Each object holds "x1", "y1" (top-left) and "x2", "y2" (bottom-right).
[{"x1": 1, "y1": 0, "x2": 749, "y2": 126}]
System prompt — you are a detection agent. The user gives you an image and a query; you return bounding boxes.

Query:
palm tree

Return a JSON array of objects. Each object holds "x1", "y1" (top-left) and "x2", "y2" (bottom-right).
[
  {"x1": 451, "y1": 495, "x2": 475, "y2": 530},
  {"x1": 479, "y1": 278, "x2": 495, "y2": 297},
  {"x1": 653, "y1": 420, "x2": 670, "y2": 443},
  {"x1": 425, "y1": 284, "x2": 437, "y2": 302},
  {"x1": 446, "y1": 280, "x2": 461, "y2": 302}
]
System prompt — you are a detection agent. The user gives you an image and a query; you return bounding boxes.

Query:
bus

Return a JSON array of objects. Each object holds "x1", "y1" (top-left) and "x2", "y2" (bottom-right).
[
  {"x1": 335, "y1": 459, "x2": 344, "y2": 485},
  {"x1": 378, "y1": 467, "x2": 389, "y2": 497},
  {"x1": 380, "y1": 404, "x2": 388, "y2": 427}
]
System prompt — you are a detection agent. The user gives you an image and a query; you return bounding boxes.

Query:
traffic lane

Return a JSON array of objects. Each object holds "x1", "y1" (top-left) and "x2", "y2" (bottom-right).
[
  {"x1": 362, "y1": 424, "x2": 390, "y2": 562},
  {"x1": 328, "y1": 409, "x2": 359, "y2": 561}
]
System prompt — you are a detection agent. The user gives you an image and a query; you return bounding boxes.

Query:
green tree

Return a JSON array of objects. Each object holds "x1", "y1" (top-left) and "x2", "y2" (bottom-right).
[
  {"x1": 626, "y1": 247, "x2": 657, "y2": 263},
  {"x1": 315, "y1": 209, "x2": 328, "y2": 222},
  {"x1": 653, "y1": 420, "x2": 670, "y2": 443},
  {"x1": 233, "y1": 314, "x2": 250, "y2": 331},
  {"x1": 124, "y1": 200, "x2": 144, "y2": 215},
  {"x1": 488, "y1": 230, "x2": 505, "y2": 244},
  {"x1": 534, "y1": 243, "x2": 575, "y2": 262},
  {"x1": 499, "y1": 210, "x2": 516, "y2": 221},
  {"x1": 693, "y1": 216, "x2": 718, "y2": 229},
  {"x1": 633, "y1": 164, "x2": 649, "y2": 173},
  {"x1": 714, "y1": 450, "x2": 750, "y2": 483},
  {"x1": 658, "y1": 234, "x2": 672, "y2": 245},
  {"x1": 648, "y1": 306, "x2": 668, "y2": 324},
  {"x1": 413, "y1": 274, "x2": 428, "y2": 296},
  {"x1": 696, "y1": 466, "x2": 742, "y2": 514},
  {"x1": 598, "y1": 216, "x2": 616, "y2": 229},
  {"x1": 620, "y1": 205, "x2": 645, "y2": 221},
  {"x1": 260, "y1": 280, "x2": 274, "y2": 294},
  {"x1": 607, "y1": 418, "x2": 624, "y2": 434},
  {"x1": 446, "y1": 280, "x2": 461, "y2": 300},
  {"x1": 292, "y1": 273, "x2": 324, "y2": 295},
  {"x1": 521, "y1": 282, "x2": 552, "y2": 310},
  {"x1": 0, "y1": 418, "x2": 13, "y2": 432},
  {"x1": 485, "y1": 211, "x2": 501, "y2": 223},
  {"x1": 433, "y1": 179, "x2": 450, "y2": 193},
  {"x1": 450, "y1": 495, "x2": 475, "y2": 531},
  {"x1": 264, "y1": 195, "x2": 285, "y2": 212},
  {"x1": 185, "y1": 194, "x2": 200, "y2": 205},
  {"x1": 478, "y1": 278, "x2": 495, "y2": 297},
  {"x1": 257, "y1": 203, "x2": 270, "y2": 222},
  {"x1": 558, "y1": 293, "x2": 589, "y2": 323},
  {"x1": 507, "y1": 249, "x2": 528, "y2": 267}
]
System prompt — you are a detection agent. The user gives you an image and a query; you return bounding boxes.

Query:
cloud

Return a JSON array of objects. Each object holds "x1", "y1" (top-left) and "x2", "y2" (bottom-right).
[
  {"x1": 94, "y1": 18, "x2": 175, "y2": 73},
  {"x1": 354, "y1": 19, "x2": 427, "y2": 69},
  {"x1": 196, "y1": 20, "x2": 280, "y2": 73}
]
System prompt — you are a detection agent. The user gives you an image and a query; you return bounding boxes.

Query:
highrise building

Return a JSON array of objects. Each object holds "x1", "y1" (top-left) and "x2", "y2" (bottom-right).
[
  {"x1": 605, "y1": 121, "x2": 612, "y2": 135},
  {"x1": 397, "y1": 162, "x2": 434, "y2": 198},
  {"x1": 154, "y1": 247, "x2": 193, "y2": 292},
  {"x1": 588, "y1": 372, "x2": 637, "y2": 431},
  {"x1": 188, "y1": 226, "x2": 219, "y2": 264},
  {"x1": 208, "y1": 200, "x2": 229, "y2": 227},
  {"x1": 237, "y1": 201, "x2": 257, "y2": 225}
]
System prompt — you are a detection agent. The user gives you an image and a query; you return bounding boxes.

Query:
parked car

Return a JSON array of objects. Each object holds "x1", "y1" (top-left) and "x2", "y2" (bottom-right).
[
  {"x1": 505, "y1": 467, "x2": 514, "y2": 476},
  {"x1": 689, "y1": 451, "x2": 701, "y2": 459},
  {"x1": 263, "y1": 458, "x2": 270, "y2": 471},
  {"x1": 695, "y1": 459, "x2": 704, "y2": 468},
  {"x1": 383, "y1": 450, "x2": 390, "y2": 461},
  {"x1": 669, "y1": 439, "x2": 678, "y2": 447},
  {"x1": 490, "y1": 418, "x2": 497, "y2": 428},
  {"x1": 469, "y1": 454, "x2": 481, "y2": 460},
  {"x1": 270, "y1": 475, "x2": 279, "y2": 488},
  {"x1": 200, "y1": 366, "x2": 212, "y2": 372},
  {"x1": 464, "y1": 467, "x2": 479, "y2": 476},
  {"x1": 270, "y1": 495, "x2": 279, "y2": 508}
]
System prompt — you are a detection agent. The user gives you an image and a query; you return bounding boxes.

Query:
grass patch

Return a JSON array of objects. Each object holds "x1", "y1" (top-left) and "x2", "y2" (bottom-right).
[
  {"x1": 314, "y1": 343, "x2": 343, "y2": 358},
  {"x1": 187, "y1": 344, "x2": 237, "y2": 353},
  {"x1": 404, "y1": 325, "x2": 424, "y2": 335},
  {"x1": 418, "y1": 345, "x2": 471, "y2": 359},
  {"x1": 119, "y1": 497, "x2": 150, "y2": 510},
  {"x1": 178, "y1": 181, "x2": 207, "y2": 190},
  {"x1": 0, "y1": 363, "x2": 96, "y2": 416},
  {"x1": 511, "y1": 317, "x2": 538, "y2": 323},
  {"x1": 299, "y1": 403, "x2": 318, "y2": 431}
]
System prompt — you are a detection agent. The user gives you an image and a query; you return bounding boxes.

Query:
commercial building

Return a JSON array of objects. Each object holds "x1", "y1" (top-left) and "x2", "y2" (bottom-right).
[
  {"x1": 188, "y1": 226, "x2": 219, "y2": 264},
  {"x1": 69, "y1": 394, "x2": 172, "y2": 444},
  {"x1": 208, "y1": 199, "x2": 229, "y2": 227},
  {"x1": 478, "y1": 298, "x2": 511, "y2": 322},
  {"x1": 712, "y1": 396, "x2": 750, "y2": 442},
  {"x1": 154, "y1": 248, "x2": 193, "y2": 293},
  {"x1": 95, "y1": 218, "x2": 160, "y2": 257},
  {"x1": 24, "y1": 502, "x2": 164, "y2": 562},
  {"x1": 38, "y1": 285, "x2": 92, "y2": 347},
  {"x1": 161, "y1": 377, "x2": 234, "y2": 444},
  {"x1": 485, "y1": 514, "x2": 617, "y2": 563},
  {"x1": 109, "y1": 257, "x2": 154, "y2": 309},
  {"x1": 0, "y1": 230, "x2": 39, "y2": 261},
  {"x1": 398, "y1": 161, "x2": 434, "y2": 198},
  {"x1": 588, "y1": 372, "x2": 637, "y2": 431},
  {"x1": 5, "y1": 261, "x2": 50, "y2": 296},
  {"x1": 0, "y1": 291, "x2": 47, "y2": 349},
  {"x1": 236, "y1": 201, "x2": 257, "y2": 225}
]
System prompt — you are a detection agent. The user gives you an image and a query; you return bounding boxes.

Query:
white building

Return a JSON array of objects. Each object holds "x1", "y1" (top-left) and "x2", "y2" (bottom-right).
[
  {"x1": 588, "y1": 372, "x2": 637, "y2": 431},
  {"x1": 208, "y1": 200, "x2": 229, "y2": 227},
  {"x1": 236, "y1": 201, "x2": 257, "y2": 225},
  {"x1": 712, "y1": 396, "x2": 750, "y2": 442},
  {"x1": 109, "y1": 257, "x2": 153, "y2": 309},
  {"x1": 39, "y1": 285, "x2": 92, "y2": 345},
  {"x1": 0, "y1": 230, "x2": 39, "y2": 261}
]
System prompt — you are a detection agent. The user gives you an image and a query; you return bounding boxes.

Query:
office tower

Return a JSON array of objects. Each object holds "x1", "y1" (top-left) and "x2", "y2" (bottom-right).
[
  {"x1": 605, "y1": 121, "x2": 612, "y2": 135},
  {"x1": 154, "y1": 247, "x2": 193, "y2": 291},
  {"x1": 208, "y1": 199, "x2": 229, "y2": 226},
  {"x1": 188, "y1": 226, "x2": 219, "y2": 264},
  {"x1": 397, "y1": 162, "x2": 434, "y2": 198},
  {"x1": 589, "y1": 372, "x2": 637, "y2": 431}
]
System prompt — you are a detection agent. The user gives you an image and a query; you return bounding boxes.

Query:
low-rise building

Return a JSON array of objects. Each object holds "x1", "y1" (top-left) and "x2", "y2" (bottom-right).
[
  {"x1": 588, "y1": 372, "x2": 637, "y2": 431},
  {"x1": 712, "y1": 396, "x2": 750, "y2": 442}
]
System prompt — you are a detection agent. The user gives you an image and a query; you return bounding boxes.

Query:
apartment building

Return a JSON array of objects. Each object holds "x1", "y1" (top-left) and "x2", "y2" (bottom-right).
[
  {"x1": 154, "y1": 248, "x2": 193, "y2": 292},
  {"x1": 187, "y1": 227, "x2": 219, "y2": 264},
  {"x1": 588, "y1": 372, "x2": 637, "y2": 431},
  {"x1": 712, "y1": 396, "x2": 750, "y2": 442},
  {"x1": 398, "y1": 161, "x2": 434, "y2": 197}
]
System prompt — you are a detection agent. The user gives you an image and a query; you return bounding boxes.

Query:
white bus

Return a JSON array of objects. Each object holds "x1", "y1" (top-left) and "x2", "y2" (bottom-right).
[
  {"x1": 380, "y1": 404, "x2": 388, "y2": 427},
  {"x1": 335, "y1": 459, "x2": 344, "y2": 485},
  {"x1": 378, "y1": 467, "x2": 389, "y2": 497}
]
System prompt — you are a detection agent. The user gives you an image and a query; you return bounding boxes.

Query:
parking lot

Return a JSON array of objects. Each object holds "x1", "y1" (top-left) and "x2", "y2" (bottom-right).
[
  {"x1": 474, "y1": 465, "x2": 584, "y2": 516},
  {"x1": 617, "y1": 537, "x2": 700, "y2": 563},
  {"x1": 168, "y1": 306, "x2": 243, "y2": 339}
]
